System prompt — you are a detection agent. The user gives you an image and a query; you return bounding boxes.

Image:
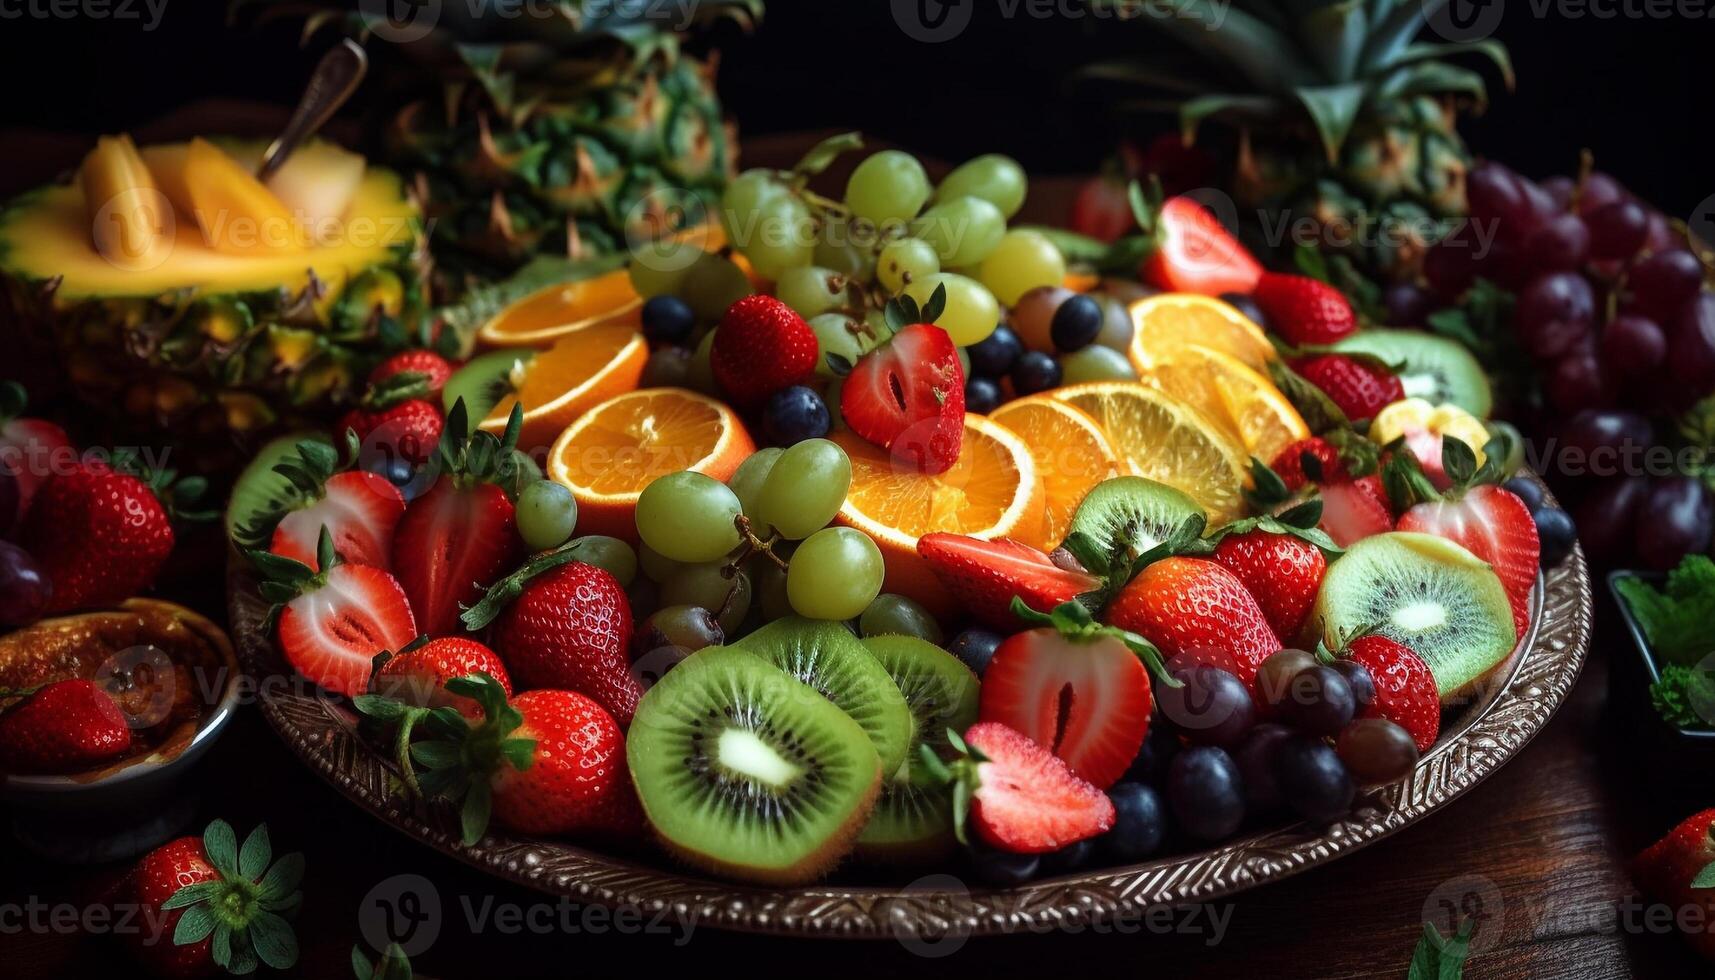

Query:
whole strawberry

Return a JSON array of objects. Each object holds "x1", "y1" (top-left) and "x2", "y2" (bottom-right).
[
  {"x1": 340, "y1": 398, "x2": 444, "y2": 467},
  {"x1": 1342, "y1": 634, "x2": 1440, "y2": 752},
  {"x1": 125, "y1": 820, "x2": 303, "y2": 978},
  {"x1": 1253, "y1": 271, "x2": 1357, "y2": 345},
  {"x1": 463, "y1": 549, "x2": 640, "y2": 727},
  {"x1": 374, "y1": 636, "x2": 513, "y2": 717},
  {"x1": 1210, "y1": 511, "x2": 1336, "y2": 642},
  {"x1": 0, "y1": 679, "x2": 131, "y2": 773},
  {"x1": 1104, "y1": 555, "x2": 1281, "y2": 694},
  {"x1": 370, "y1": 349, "x2": 453, "y2": 399},
  {"x1": 1293, "y1": 355, "x2": 1405, "y2": 423},
  {"x1": 1634, "y1": 810, "x2": 1715, "y2": 962},
  {"x1": 711, "y1": 294, "x2": 817, "y2": 406},
  {"x1": 21, "y1": 458, "x2": 187, "y2": 614}
]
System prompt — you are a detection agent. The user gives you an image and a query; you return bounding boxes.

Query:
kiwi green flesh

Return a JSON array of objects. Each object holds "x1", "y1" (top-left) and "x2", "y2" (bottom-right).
[
  {"x1": 1334, "y1": 329, "x2": 1493, "y2": 418},
  {"x1": 1068, "y1": 476, "x2": 1205, "y2": 562},
  {"x1": 732, "y1": 617, "x2": 914, "y2": 776},
  {"x1": 442, "y1": 349, "x2": 533, "y2": 419},
  {"x1": 627, "y1": 647, "x2": 881, "y2": 884},
  {"x1": 1314, "y1": 532, "x2": 1517, "y2": 698},
  {"x1": 224, "y1": 431, "x2": 330, "y2": 543}
]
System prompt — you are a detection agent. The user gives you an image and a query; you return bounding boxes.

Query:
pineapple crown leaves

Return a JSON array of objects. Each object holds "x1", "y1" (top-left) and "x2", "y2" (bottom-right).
[
  {"x1": 164, "y1": 819, "x2": 303, "y2": 975},
  {"x1": 233, "y1": 435, "x2": 352, "y2": 549},
  {"x1": 1009, "y1": 597, "x2": 1180, "y2": 686},
  {"x1": 459, "y1": 539, "x2": 589, "y2": 631},
  {"x1": 401, "y1": 672, "x2": 536, "y2": 846},
  {"x1": 435, "y1": 398, "x2": 526, "y2": 496},
  {"x1": 352, "y1": 943, "x2": 414, "y2": 980},
  {"x1": 1379, "y1": 431, "x2": 1513, "y2": 512},
  {"x1": 914, "y1": 727, "x2": 987, "y2": 848}
]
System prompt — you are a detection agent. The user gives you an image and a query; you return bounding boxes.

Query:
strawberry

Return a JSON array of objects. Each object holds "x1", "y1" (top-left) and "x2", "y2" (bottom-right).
[
  {"x1": 1136, "y1": 194, "x2": 1262, "y2": 295},
  {"x1": 839, "y1": 295, "x2": 965, "y2": 474},
  {"x1": 374, "y1": 636, "x2": 513, "y2": 717},
  {"x1": 1104, "y1": 556, "x2": 1281, "y2": 694},
  {"x1": 977, "y1": 600, "x2": 1166, "y2": 789},
  {"x1": 1634, "y1": 810, "x2": 1715, "y2": 962},
  {"x1": 1252, "y1": 271, "x2": 1358, "y2": 345},
  {"x1": 1341, "y1": 634, "x2": 1440, "y2": 751},
  {"x1": 339, "y1": 397, "x2": 444, "y2": 467},
  {"x1": 369, "y1": 349, "x2": 453, "y2": 398},
  {"x1": 20, "y1": 457, "x2": 200, "y2": 615},
  {"x1": 1252, "y1": 444, "x2": 1390, "y2": 549},
  {"x1": 1069, "y1": 174, "x2": 1136, "y2": 243},
  {"x1": 1292, "y1": 355, "x2": 1404, "y2": 423},
  {"x1": 463, "y1": 549, "x2": 640, "y2": 727},
  {"x1": 1209, "y1": 512, "x2": 1336, "y2": 642},
  {"x1": 396, "y1": 673, "x2": 638, "y2": 842},
  {"x1": 1270, "y1": 437, "x2": 1347, "y2": 492},
  {"x1": 1318, "y1": 474, "x2": 1396, "y2": 547},
  {"x1": 252, "y1": 528, "x2": 418, "y2": 697},
  {"x1": 125, "y1": 820, "x2": 303, "y2": 978},
  {"x1": 233, "y1": 438, "x2": 405, "y2": 571},
  {"x1": 711, "y1": 294, "x2": 818, "y2": 406},
  {"x1": 917, "y1": 533, "x2": 1101, "y2": 631},
  {"x1": 0, "y1": 679, "x2": 131, "y2": 773},
  {"x1": 0, "y1": 381, "x2": 73, "y2": 529},
  {"x1": 924, "y1": 721, "x2": 1116, "y2": 854},
  {"x1": 390, "y1": 401, "x2": 526, "y2": 636}
]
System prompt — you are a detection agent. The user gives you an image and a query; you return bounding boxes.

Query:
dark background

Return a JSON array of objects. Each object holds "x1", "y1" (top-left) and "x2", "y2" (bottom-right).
[{"x1": 0, "y1": 2, "x2": 1709, "y2": 218}]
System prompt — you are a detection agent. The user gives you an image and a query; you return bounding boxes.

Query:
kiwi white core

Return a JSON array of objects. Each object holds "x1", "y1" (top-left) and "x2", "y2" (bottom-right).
[
  {"x1": 718, "y1": 728, "x2": 801, "y2": 788},
  {"x1": 1392, "y1": 600, "x2": 1448, "y2": 633}
]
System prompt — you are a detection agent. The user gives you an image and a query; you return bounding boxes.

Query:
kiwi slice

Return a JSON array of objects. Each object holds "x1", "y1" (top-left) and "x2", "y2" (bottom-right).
[
  {"x1": 1067, "y1": 476, "x2": 1205, "y2": 564},
  {"x1": 855, "y1": 635, "x2": 980, "y2": 862},
  {"x1": 1334, "y1": 329, "x2": 1493, "y2": 418},
  {"x1": 224, "y1": 431, "x2": 330, "y2": 543},
  {"x1": 442, "y1": 349, "x2": 533, "y2": 419},
  {"x1": 1313, "y1": 532, "x2": 1517, "y2": 698},
  {"x1": 627, "y1": 647, "x2": 882, "y2": 885},
  {"x1": 733, "y1": 617, "x2": 914, "y2": 776}
]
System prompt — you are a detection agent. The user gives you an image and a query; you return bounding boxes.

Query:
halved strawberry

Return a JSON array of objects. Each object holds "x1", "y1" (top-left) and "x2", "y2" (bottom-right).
[
  {"x1": 1137, "y1": 195, "x2": 1262, "y2": 295},
  {"x1": 235, "y1": 438, "x2": 406, "y2": 571},
  {"x1": 840, "y1": 301, "x2": 965, "y2": 474},
  {"x1": 917, "y1": 533, "x2": 1100, "y2": 630},
  {"x1": 977, "y1": 600, "x2": 1164, "y2": 789},
  {"x1": 253, "y1": 528, "x2": 417, "y2": 697},
  {"x1": 923, "y1": 721, "x2": 1116, "y2": 854},
  {"x1": 1318, "y1": 475, "x2": 1395, "y2": 547}
]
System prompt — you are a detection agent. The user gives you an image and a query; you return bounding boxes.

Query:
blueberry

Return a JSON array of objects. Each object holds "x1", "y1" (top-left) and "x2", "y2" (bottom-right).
[
  {"x1": 1124, "y1": 718, "x2": 1180, "y2": 784},
  {"x1": 1329, "y1": 660, "x2": 1376, "y2": 714},
  {"x1": 1273, "y1": 734, "x2": 1355, "y2": 823},
  {"x1": 967, "y1": 324, "x2": 1023, "y2": 377},
  {"x1": 1166, "y1": 745, "x2": 1246, "y2": 842},
  {"x1": 1231, "y1": 723, "x2": 1292, "y2": 814},
  {"x1": 640, "y1": 295, "x2": 696, "y2": 346},
  {"x1": 1534, "y1": 506, "x2": 1577, "y2": 566},
  {"x1": 964, "y1": 376, "x2": 1003, "y2": 415},
  {"x1": 1010, "y1": 351, "x2": 1063, "y2": 396},
  {"x1": 1100, "y1": 782, "x2": 1166, "y2": 862},
  {"x1": 1040, "y1": 838, "x2": 1097, "y2": 874},
  {"x1": 368, "y1": 454, "x2": 417, "y2": 494},
  {"x1": 1503, "y1": 476, "x2": 1546, "y2": 510},
  {"x1": 948, "y1": 629, "x2": 1003, "y2": 677},
  {"x1": 1050, "y1": 295, "x2": 1103, "y2": 352},
  {"x1": 1218, "y1": 292, "x2": 1270, "y2": 331},
  {"x1": 966, "y1": 845, "x2": 1040, "y2": 886},
  {"x1": 762, "y1": 385, "x2": 830, "y2": 446}
]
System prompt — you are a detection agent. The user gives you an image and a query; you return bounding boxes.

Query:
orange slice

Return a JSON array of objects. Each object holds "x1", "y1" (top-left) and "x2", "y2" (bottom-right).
[
  {"x1": 477, "y1": 267, "x2": 643, "y2": 349},
  {"x1": 831, "y1": 416, "x2": 1042, "y2": 618},
  {"x1": 1051, "y1": 382, "x2": 1250, "y2": 524},
  {"x1": 1128, "y1": 293, "x2": 1275, "y2": 374},
  {"x1": 1137, "y1": 344, "x2": 1309, "y2": 463},
  {"x1": 477, "y1": 319, "x2": 647, "y2": 452},
  {"x1": 547, "y1": 387, "x2": 755, "y2": 540},
  {"x1": 989, "y1": 396, "x2": 1120, "y2": 550}
]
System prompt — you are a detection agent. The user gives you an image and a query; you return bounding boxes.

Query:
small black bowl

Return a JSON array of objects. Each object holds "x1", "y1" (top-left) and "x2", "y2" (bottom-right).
[{"x1": 1607, "y1": 570, "x2": 1715, "y2": 763}]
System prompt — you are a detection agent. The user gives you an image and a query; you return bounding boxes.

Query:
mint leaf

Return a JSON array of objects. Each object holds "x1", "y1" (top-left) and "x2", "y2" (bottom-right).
[
  {"x1": 1650, "y1": 664, "x2": 1715, "y2": 730},
  {"x1": 1408, "y1": 920, "x2": 1473, "y2": 980},
  {"x1": 1616, "y1": 557, "x2": 1715, "y2": 665}
]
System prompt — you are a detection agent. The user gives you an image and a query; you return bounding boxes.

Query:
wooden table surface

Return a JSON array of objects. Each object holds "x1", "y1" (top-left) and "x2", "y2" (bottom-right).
[{"x1": 1, "y1": 116, "x2": 1707, "y2": 978}]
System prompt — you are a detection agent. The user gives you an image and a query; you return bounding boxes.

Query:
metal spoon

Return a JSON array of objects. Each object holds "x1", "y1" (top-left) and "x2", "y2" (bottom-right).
[{"x1": 257, "y1": 38, "x2": 368, "y2": 182}]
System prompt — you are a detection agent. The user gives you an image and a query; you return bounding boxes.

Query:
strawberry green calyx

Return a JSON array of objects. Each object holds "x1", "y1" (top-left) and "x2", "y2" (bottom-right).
[
  {"x1": 1206, "y1": 504, "x2": 1343, "y2": 561},
  {"x1": 1007, "y1": 597, "x2": 1177, "y2": 685},
  {"x1": 233, "y1": 435, "x2": 355, "y2": 549},
  {"x1": 98, "y1": 446, "x2": 217, "y2": 524},
  {"x1": 164, "y1": 820, "x2": 303, "y2": 975},
  {"x1": 352, "y1": 637, "x2": 437, "y2": 798},
  {"x1": 400, "y1": 672, "x2": 534, "y2": 845},
  {"x1": 248, "y1": 526, "x2": 341, "y2": 628},
  {"x1": 458, "y1": 541, "x2": 587, "y2": 631},
  {"x1": 914, "y1": 727, "x2": 987, "y2": 847},
  {"x1": 1381, "y1": 432, "x2": 1514, "y2": 512},
  {"x1": 358, "y1": 371, "x2": 434, "y2": 412},
  {"x1": 435, "y1": 398, "x2": 527, "y2": 498}
]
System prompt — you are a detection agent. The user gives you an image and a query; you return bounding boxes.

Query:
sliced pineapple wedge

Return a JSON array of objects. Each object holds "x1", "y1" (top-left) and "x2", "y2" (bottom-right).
[
  {"x1": 182, "y1": 138, "x2": 307, "y2": 255},
  {"x1": 80, "y1": 134, "x2": 170, "y2": 268}
]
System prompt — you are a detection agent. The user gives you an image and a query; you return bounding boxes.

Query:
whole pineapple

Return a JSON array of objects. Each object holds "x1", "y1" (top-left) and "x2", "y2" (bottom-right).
[
  {"x1": 236, "y1": 0, "x2": 761, "y2": 297},
  {"x1": 1085, "y1": 0, "x2": 1510, "y2": 283}
]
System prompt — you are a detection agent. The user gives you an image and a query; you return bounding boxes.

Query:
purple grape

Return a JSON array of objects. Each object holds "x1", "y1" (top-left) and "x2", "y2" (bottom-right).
[
  {"x1": 1638, "y1": 477, "x2": 1714, "y2": 571},
  {"x1": 1273, "y1": 735, "x2": 1355, "y2": 823},
  {"x1": 1628, "y1": 250, "x2": 1703, "y2": 321},
  {"x1": 1330, "y1": 660, "x2": 1377, "y2": 714},
  {"x1": 1157, "y1": 659, "x2": 1256, "y2": 748},
  {"x1": 1423, "y1": 240, "x2": 1479, "y2": 299},
  {"x1": 1233, "y1": 723, "x2": 1293, "y2": 814},
  {"x1": 1381, "y1": 282, "x2": 1436, "y2": 327},
  {"x1": 1219, "y1": 292, "x2": 1272, "y2": 332},
  {"x1": 1575, "y1": 172, "x2": 1627, "y2": 216},
  {"x1": 0, "y1": 541, "x2": 50, "y2": 627},
  {"x1": 1166, "y1": 745, "x2": 1246, "y2": 842},
  {"x1": 1546, "y1": 349, "x2": 1613, "y2": 413},
  {"x1": 1669, "y1": 293, "x2": 1715, "y2": 392},
  {"x1": 1466, "y1": 162, "x2": 1532, "y2": 235},
  {"x1": 1522, "y1": 213, "x2": 1590, "y2": 274},
  {"x1": 1600, "y1": 314, "x2": 1667, "y2": 380},
  {"x1": 1534, "y1": 507, "x2": 1577, "y2": 567},
  {"x1": 1516, "y1": 178, "x2": 1561, "y2": 234},
  {"x1": 1560, "y1": 409, "x2": 1655, "y2": 460},
  {"x1": 1515, "y1": 272, "x2": 1596, "y2": 361},
  {"x1": 1276, "y1": 664, "x2": 1357, "y2": 736},
  {"x1": 1541, "y1": 175, "x2": 1575, "y2": 211},
  {"x1": 1574, "y1": 477, "x2": 1647, "y2": 566},
  {"x1": 1642, "y1": 210, "x2": 1682, "y2": 253},
  {"x1": 1585, "y1": 200, "x2": 1650, "y2": 261}
]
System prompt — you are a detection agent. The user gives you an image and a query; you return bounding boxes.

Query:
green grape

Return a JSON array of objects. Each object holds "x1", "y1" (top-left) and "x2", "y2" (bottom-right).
[
  {"x1": 742, "y1": 193, "x2": 815, "y2": 280},
  {"x1": 567, "y1": 535, "x2": 638, "y2": 587},
  {"x1": 1095, "y1": 295, "x2": 1135, "y2": 352},
  {"x1": 627, "y1": 240, "x2": 703, "y2": 298},
  {"x1": 634, "y1": 471, "x2": 743, "y2": 563},
  {"x1": 912, "y1": 196, "x2": 1006, "y2": 268},
  {"x1": 809, "y1": 313, "x2": 877, "y2": 378},
  {"x1": 726, "y1": 447, "x2": 783, "y2": 516},
  {"x1": 903, "y1": 273, "x2": 1000, "y2": 347},
  {"x1": 858, "y1": 593, "x2": 944, "y2": 644},
  {"x1": 754, "y1": 438, "x2": 852, "y2": 540},
  {"x1": 516, "y1": 480, "x2": 579, "y2": 551},
  {"x1": 662, "y1": 562, "x2": 752, "y2": 634},
  {"x1": 775, "y1": 266, "x2": 849, "y2": 318},
  {"x1": 510, "y1": 449, "x2": 543, "y2": 485},
  {"x1": 813, "y1": 221, "x2": 878, "y2": 280},
  {"x1": 876, "y1": 237, "x2": 941, "y2": 294},
  {"x1": 786, "y1": 527, "x2": 884, "y2": 621},
  {"x1": 844, "y1": 150, "x2": 931, "y2": 230},
  {"x1": 638, "y1": 541, "x2": 681, "y2": 583},
  {"x1": 933, "y1": 154, "x2": 1029, "y2": 219},
  {"x1": 686, "y1": 329, "x2": 719, "y2": 396},
  {"x1": 977, "y1": 229, "x2": 1067, "y2": 306},
  {"x1": 956, "y1": 346, "x2": 972, "y2": 379},
  {"x1": 1060, "y1": 344, "x2": 1137, "y2": 384},
  {"x1": 720, "y1": 169, "x2": 788, "y2": 243},
  {"x1": 680, "y1": 253, "x2": 752, "y2": 321}
]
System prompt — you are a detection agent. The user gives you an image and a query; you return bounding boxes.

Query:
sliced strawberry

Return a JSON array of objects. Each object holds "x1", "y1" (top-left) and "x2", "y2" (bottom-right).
[
  {"x1": 1253, "y1": 271, "x2": 1358, "y2": 346},
  {"x1": 270, "y1": 470, "x2": 405, "y2": 571},
  {"x1": 711, "y1": 295, "x2": 818, "y2": 406},
  {"x1": 947, "y1": 721, "x2": 1116, "y2": 854},
  {"x1": 841, "y1": 322, "x2": 965, "y2": 474},
  {"x1": 268, "y1": 547, "x2": 417, "y2": 698},
  {"x1": 1342, "y1": 635, "x2": 1440, "y2": 752},
  {"x1": 392, "y1": 479, "x2": 520, "y2": 636},
  {"x1": 1318, "y1": 475, "x2": 1394, "y2": 547},
  {"x1": 917, "y1": 533, "x2": 1100, "y2": 630},
  {"x1": 1397, "y1": 484, "x2": 1540, "y2": 636},
  {"x1": 1138, "y1": 196, "x2": 1262, "y2": 295}
]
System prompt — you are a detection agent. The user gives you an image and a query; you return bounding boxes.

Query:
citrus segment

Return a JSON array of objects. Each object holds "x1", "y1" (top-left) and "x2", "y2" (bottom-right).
[
  {"x1": 1127, "y1": 293, "x2": 1275, "y2": 373},
  {"x1": 478, "y1": 319, "x2": 647, "y2": 451},
  {"x1": 1136, "y1": 344, "x2": 1309, "y2": 463},
  {"x1": 477, "y1": 267, "x2": 643, "y2": 349},
  {"x1": 989, "y1": 397, "x2": 1120, "y2": 550}
]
